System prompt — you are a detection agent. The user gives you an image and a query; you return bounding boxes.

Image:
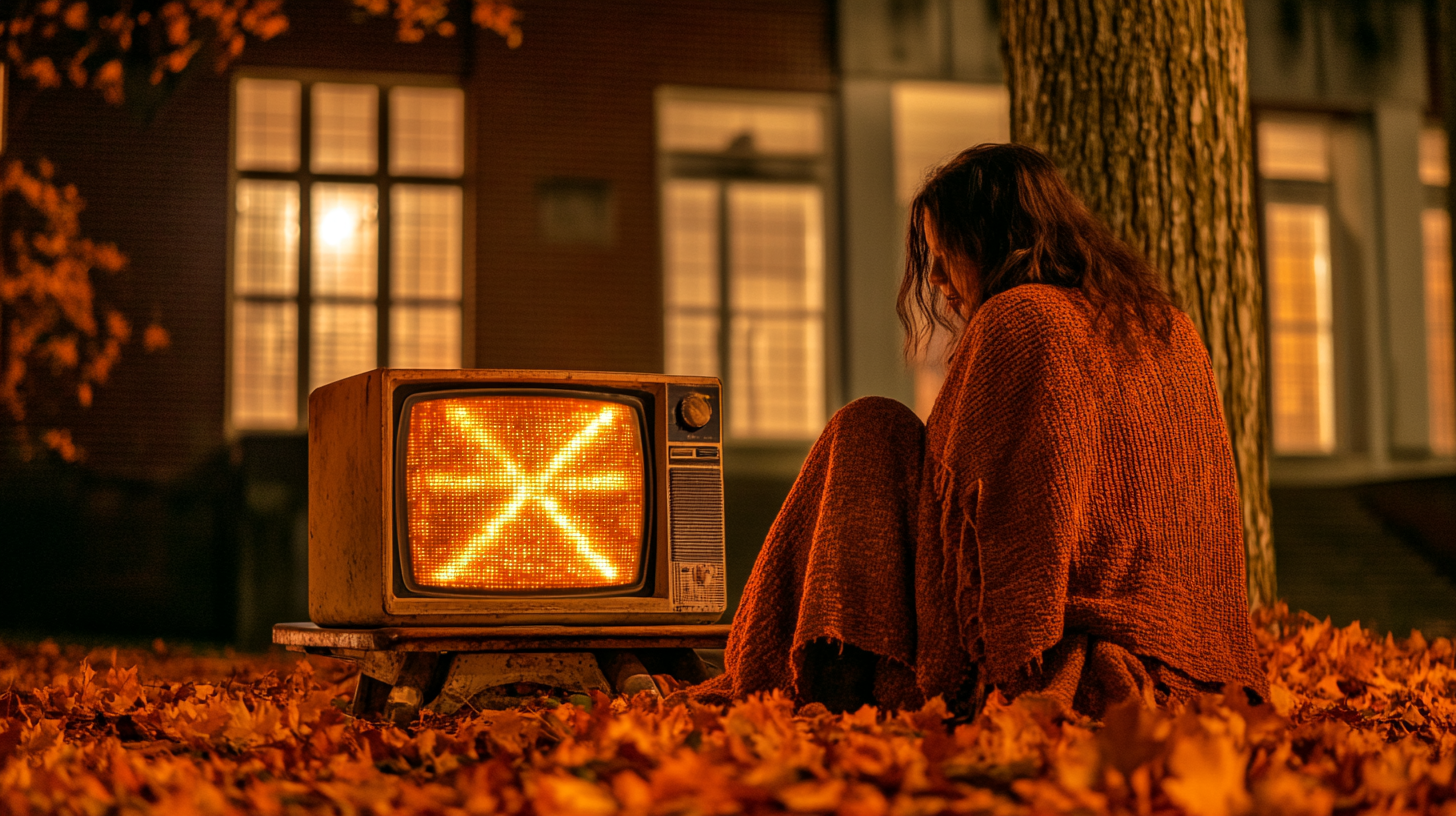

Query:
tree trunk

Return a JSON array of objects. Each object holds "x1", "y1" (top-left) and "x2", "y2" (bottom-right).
[{"x1": 1000, "y1": 0, "x2": 1275, "y2": 607}]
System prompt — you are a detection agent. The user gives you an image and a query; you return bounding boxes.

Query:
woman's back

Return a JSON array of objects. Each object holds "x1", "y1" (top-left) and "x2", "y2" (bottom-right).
[{"x1": 914, "y1": 283, "x2": 1266, "y2": 708}]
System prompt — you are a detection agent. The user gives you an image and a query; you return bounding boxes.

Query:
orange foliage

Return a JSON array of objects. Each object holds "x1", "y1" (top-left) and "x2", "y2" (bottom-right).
[
  {"x1": 1, "y1": 603, "x2": 1453, "y2": 816},
  {"x1": 2, "y1": 0, "x2": 289, "y2": 104},
  {"x1": 0, "y1": 159, "x2": 148, "y2": 458},
  {"x1": 3, "y1": 0, "x2": 519, "y2": 103},
  {"x1": 141, "y1": 322, "x2": 170, "y2": 352},
  {"x1": 348, "y1": 0, "x2": 522, "y2": 46}
]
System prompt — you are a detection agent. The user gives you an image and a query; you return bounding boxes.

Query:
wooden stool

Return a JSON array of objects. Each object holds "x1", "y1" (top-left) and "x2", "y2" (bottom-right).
[{"x1": 273, "y1": 622, "x2": 730, "y2": 723}]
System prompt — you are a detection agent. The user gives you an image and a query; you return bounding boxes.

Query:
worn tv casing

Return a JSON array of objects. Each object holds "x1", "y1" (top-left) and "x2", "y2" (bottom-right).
[{"x1": 309, "y1": 368, "x2": 725, "y2": 627}]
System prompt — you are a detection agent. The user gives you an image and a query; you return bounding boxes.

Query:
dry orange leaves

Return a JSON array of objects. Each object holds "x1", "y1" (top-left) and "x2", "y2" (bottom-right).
[
  {"x1": 0, "y1": 158, "x2": 169, "y2": 461},
  {"x1": 3, "y1": 0, "x2": 519, "y2": 104},
  {"x1": 1, "y1": 603, "x2": 1453, "y2": 816}
]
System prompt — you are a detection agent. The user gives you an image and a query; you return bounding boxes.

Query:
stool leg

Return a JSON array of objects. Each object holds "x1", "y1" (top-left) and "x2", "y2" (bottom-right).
[
  {"x1": 383, "y1": 652, "x2": 443, "y2": 726},
  {"x1": 352, "y1": 673, "x2": 392, "y2": 718},
  {"x1": 598, "y1": 650, "x2": 661, "y2": 697}
]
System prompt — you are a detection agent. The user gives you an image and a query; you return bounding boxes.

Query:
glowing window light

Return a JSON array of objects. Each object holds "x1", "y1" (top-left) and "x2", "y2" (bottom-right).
[
  {"x1": 1426, "y1": 209, "x2": 1454, "y2": 456},
  {"x1": 311, "y1": 182, "x2": 377, "y2": 298},
  {"x1": 319, "y1": 206, "x2": 357, "y2": 247},
  {"x1": 403, "y1": 396, "x2": 645, "y2": 591},
  {"x1": 1266, "y1": 203, "x2": 1335, "y2": 454}
]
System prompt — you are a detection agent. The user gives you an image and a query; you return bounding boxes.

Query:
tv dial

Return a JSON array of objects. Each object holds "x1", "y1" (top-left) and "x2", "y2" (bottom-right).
[{"x1": 676, "y1": 393, "x2": 713, "y2": 431}]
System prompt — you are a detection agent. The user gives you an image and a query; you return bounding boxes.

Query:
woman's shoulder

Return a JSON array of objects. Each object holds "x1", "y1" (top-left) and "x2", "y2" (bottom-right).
[
  {"x1": 977, "y1": 284, "x2": 1088, "y2": 323},
  {"x1": 973, "y1": 284, "x2": 1200, "y2": 350},
  {"x1": 967, "y1": 284, "x2": 1092, "y2": 347},
  {"x1": 946, "y1": 285, "x2": 1092, "y2": 381}
]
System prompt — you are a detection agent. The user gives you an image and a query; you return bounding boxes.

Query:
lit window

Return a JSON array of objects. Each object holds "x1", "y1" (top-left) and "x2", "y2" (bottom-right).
[
  {"x1": 663, "y1": 181, "x2": 720, "y2": 381},
  {"x1": 311, "y1": 83, "x2": 378, "y2": 175},
  {"x1": 1258, "y1": 118, "x2": 1337, "y2": 455},
  {"x1": 1258, "y1": 119, "x2": 1331, "y2": 182},
  {"x1": 891, "y1": 82, "x2": 1010, "y2": 418},
  {"x1": 892, "y1": 82, "x2": 1010, "y2": 206},
  {"x1": 235, "y1": 78, "x2": 300, "y2": 172},
  {"x1": 726, "y1": 184, "x2": 826, "y2": 438},
  {"x1": 658, "y1": 98, "x2": 823, "y2": 155},
  {"x1": 1419, "y1": 127, "x2": 1449, "y2": 187},
  {"x1": 658, "y1": 90, "x2": 829, "y2": 440},
  {"x1": 1265, "y1": 204, "x2": 1335, "y2": 454},
  {"x1": 390, "y1": 87, "x2": 465, "y2": 177},
  {"x1": 232, "y1": 301, "x2": 298, "y2": 429},
  {"x1": 1426, "y1": 209, "x2": 1454, "y2": 456},
  {"x1": 391, "y1": 184, "x2": 463, "y2": 369},
  {"x1": 1422, "y1": 126, "x2": 1453, "y2": 456},
  {"x1": 229, "y1": 76, "x2": 465, "y2": 432}
]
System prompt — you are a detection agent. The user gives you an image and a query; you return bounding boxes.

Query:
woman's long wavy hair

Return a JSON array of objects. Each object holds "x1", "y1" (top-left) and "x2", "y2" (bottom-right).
[{"x1": 899, "y1": 143, "x2": 1176, "y2": 358}]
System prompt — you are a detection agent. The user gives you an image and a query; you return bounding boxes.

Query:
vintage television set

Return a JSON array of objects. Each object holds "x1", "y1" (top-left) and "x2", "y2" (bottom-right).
[{"x1": 309, "y1": 369, "x2": 725, "y2": 628}]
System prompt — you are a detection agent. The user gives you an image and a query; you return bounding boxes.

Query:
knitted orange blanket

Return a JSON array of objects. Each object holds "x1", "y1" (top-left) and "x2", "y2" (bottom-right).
[{"x1": 704, "y1": 284, "x2": 1267, "y2": 715}]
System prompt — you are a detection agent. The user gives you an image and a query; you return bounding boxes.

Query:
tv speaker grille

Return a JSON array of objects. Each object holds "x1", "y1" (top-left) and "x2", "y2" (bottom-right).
[{"x1": 668, "y1": 467, "x2": 724, "y2": 563}]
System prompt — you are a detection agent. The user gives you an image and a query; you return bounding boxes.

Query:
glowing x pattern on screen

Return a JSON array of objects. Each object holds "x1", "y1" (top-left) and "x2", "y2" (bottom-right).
[{"x1": 425, "y1": 403, "x2": 630, "y2": 584}]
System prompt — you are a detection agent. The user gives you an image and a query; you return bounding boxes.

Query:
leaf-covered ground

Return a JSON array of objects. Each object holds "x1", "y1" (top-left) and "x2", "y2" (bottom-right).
[{"x1": 1, "y1": 604, "x2": 1453, "y2": 816}]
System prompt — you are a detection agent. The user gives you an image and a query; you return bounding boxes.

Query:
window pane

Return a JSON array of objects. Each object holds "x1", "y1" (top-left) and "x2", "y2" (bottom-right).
[
  {"x1": 1420, "y1": 127, "x2": 1450, "y2": 188},
  {"x1": 312, "y1": 183, "x2": 378, "y2": 297},
  {"x1": 892, "y1": 82, "x2": 1009, "y2": 205},
  {"x1": 728, "y1": 315, "x2": 825, "y2": 438},
  {"x1": 664, "y1": 181, "x2": 720, "y2": 309},
  {"x1": 234, "y1": 180, "x2": 299, "y2": 296},
  {"x1": 392, "y1": 184, "x2": 462, "y2": 300},
  {"x1": 728, "y1": 184, "x2": 824, "y2": 311},
  {"x1": 726, "y1": 183, "x2": 825, "y2": 438},
  {"x1": 391, "y1": 304, "x2": 461, "y2": 368},
  {"x1": 663, "y1": 180, "x2": 721, "y2": 378},
  {"x1": 666, "y1": 312, "x2": 719, "y2": 378},
  {"x1": 1425, "y1": 209, "x2": 1455, "y2": 456},
  {"x1": 1258, "y1": 119, "x2": 1330, "y2": 182},
  {"x1": 658, "y1": 98, "x2": 823, "y2": 155},
  {"x1": 232, "y1": 300, "x2": 297, "y2": 428},
  {"x1": 311, "y1": 83, "x2": 378, "y2": 174},
  {"x1": 311, "y1": 302, "x2": 376, "y2": 391},
  {"x1": 390, "y1": 86, "x2": 465, "y2": 177},
  {"x1": 1266, "y1": 203, "x2": 1336, "y2": 454},
  {"x1": 236, "y1": 78, "x2": 300, "y2": 171}
]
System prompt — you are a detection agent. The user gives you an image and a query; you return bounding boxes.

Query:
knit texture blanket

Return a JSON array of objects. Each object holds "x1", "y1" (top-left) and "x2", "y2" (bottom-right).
[{"x1": 701, "y1": 284, "x2": 1268, "y2": 715}]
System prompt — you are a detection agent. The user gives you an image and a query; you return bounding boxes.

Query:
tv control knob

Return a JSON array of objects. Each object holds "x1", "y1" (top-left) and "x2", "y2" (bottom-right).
[{"x1": 677, "y1": 393, "x2": 713, "y2": 431}]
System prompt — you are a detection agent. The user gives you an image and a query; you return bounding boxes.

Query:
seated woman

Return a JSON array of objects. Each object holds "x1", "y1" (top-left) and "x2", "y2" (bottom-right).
[{"x1": 698, "y1": 143, "x2": 1267, "y2": 717}]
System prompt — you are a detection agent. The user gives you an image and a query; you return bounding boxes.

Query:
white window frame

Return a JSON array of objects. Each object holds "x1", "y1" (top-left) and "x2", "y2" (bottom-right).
[
  {"x1": 1257, "y1": 114, "x2": 1340, "y2": 457},
  {"x1": 226, "y1": 70, "x2": 470, "y2": 435},
  {"x1": 656, "y1": 86, "x2": 838, "y2": 443}
]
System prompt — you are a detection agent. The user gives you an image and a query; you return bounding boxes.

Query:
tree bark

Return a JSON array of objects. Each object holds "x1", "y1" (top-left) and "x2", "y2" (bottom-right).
[{"x1": 1000, "y1": 0, "x2": 1276, "y2": 607}]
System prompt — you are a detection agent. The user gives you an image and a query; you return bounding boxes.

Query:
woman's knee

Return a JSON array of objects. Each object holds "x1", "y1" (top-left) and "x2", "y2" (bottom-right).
[{"x1": 829, "y1": 396, "x2": 922, "y2": 435}]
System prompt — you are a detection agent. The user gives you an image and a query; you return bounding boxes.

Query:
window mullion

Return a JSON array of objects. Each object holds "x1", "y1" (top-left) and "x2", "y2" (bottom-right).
[
  {"x1": 297, "y1": 83, "x2": 314, "y2": 427},
  {"x1": 378, "y1": 86, "x2": 392, "y2": 369},
  {"x1": 716, "y1": 181, "x2": 732, "y2": 434}
]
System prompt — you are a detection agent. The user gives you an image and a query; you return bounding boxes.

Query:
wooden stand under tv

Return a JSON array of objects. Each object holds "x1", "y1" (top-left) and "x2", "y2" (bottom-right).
[{"x1": 273, "y1": 622, "x2": 731, "y2": 723}]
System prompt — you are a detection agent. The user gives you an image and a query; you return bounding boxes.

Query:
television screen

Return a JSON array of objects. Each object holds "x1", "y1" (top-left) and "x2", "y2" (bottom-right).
[{"x1": 396, "y1": 390, "x2": 651, "y2": 596}]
